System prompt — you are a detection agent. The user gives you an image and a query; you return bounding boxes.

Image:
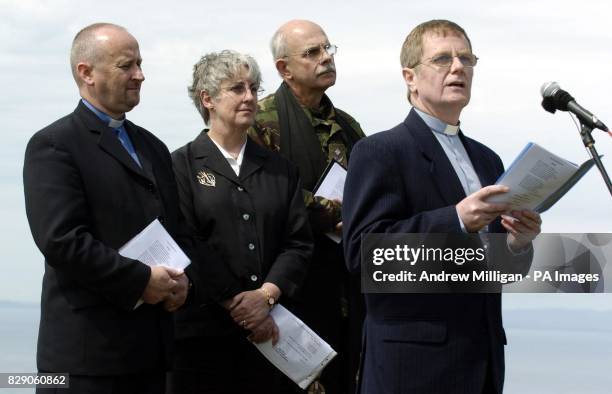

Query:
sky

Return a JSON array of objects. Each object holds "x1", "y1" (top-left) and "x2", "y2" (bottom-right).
[{"x1": 1, "y1": 0, "x2": 611, "y2": 312}]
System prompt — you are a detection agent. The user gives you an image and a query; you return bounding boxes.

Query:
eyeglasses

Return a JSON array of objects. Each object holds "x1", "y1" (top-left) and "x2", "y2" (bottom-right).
[
  {"x1": 222, "y1": 82, "x2": 264, "y2": 98},
  {"x1": 416, "y1": 53, "x2": 478, "y2": 69},
  {"x1": 284, "y1": 44, "x2": 338, "y2": 60}
]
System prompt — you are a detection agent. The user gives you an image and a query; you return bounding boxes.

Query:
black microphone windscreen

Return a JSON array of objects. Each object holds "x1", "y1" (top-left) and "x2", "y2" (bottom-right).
[
  {"x1": 552, "y1": 89, "x2": 574, "y2": 111},
  {"x1": 541, "y1": 97, "x2": 557, "y2": 114}
]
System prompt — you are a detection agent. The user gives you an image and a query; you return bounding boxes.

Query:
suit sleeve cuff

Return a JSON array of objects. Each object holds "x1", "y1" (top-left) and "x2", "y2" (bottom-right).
[{"x1": 455, "y1": 207, "x2": 468, "y2": 233}]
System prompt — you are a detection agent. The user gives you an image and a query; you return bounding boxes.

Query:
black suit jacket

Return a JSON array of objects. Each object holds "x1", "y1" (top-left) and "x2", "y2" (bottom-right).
[
  {"x1": 171, "y1": 132, "x2": 313, "y2": 338},
  {"x1": 343, "y1": 109, "x2": 532, "y2": 394},
  {"x1": 23, "y1": 101, "x2": 185, "y2": 374}
]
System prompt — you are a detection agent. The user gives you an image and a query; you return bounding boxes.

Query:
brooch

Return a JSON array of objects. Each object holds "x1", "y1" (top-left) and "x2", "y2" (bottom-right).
[{"x1": 196, "y1": 170, "x2": 216, "y2": 187}]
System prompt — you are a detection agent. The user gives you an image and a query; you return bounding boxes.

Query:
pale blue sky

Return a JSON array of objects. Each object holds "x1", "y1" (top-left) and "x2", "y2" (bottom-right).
[{"x1": 1, "y1": 0, "x2": 610, "y2": 311}]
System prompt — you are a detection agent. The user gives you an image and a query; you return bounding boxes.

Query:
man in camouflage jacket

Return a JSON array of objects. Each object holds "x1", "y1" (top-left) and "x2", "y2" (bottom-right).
[{"x1": 248, "y1": 19, "x2": 365, "y2": 394}]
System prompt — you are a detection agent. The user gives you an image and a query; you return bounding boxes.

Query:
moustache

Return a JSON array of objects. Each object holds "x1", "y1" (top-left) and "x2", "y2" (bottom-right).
[{"x1": 317, "y1": 65, "x2": 336, "y2": 76}]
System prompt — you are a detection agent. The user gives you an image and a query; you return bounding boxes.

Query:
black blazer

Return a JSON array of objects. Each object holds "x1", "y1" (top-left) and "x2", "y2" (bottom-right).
[
  {"x1": 23, "y1": 101, "x2": 189, "y2": 374},
  {"x1": 343, "y1": 109, "x2": 532, "y2": 394},
  {"x1": 171, "y1": 132, "x2": 313, "y2": 338}
]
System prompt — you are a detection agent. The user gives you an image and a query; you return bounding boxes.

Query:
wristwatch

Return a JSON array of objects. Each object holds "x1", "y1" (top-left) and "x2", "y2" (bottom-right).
[{"x1": 259, "y1": 287, "x2": 276, "y2": 309}]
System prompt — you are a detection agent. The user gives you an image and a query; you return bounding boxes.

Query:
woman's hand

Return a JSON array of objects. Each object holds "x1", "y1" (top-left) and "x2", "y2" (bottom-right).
[
  {"x1": 247, "y1": 315, "x2": 280, "y2": 345},
  {"x1": 227, "y1": 290, "x2": 269, "y2": 330}
]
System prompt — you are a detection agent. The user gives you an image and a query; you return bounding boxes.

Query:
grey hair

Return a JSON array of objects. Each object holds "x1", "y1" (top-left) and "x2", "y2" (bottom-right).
[
  {"x1": 70, "y1": 23, "x2": 127, "y2": 85},
  {"x1": 188, "y1": 50, "x2": 262, "y2": 124},
  {"x1": 270, "y1": 28, "x2": 288, "y2": 59}
]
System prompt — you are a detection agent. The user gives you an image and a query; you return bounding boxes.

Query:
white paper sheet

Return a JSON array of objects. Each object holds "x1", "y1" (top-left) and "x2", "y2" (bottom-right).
[
  {"x1": 314, "y1": 161, "x2": 346, "y2": 202},
  {"x1": 253, "y1": 305, "x2": 337, "y2": 389},
  {"x1": 119, "y1": 219, "x2": 190, "y2": 271},
  {"x1": 314, "y1": 162, "x2": 347, "y2": 243}
]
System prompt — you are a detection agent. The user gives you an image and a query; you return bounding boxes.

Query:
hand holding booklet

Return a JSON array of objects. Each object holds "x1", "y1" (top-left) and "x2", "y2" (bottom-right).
[
  {"x1": 253, "y1": 305, "x2": 337, "y2": 389},
  {"x1": 487, "y1": 142, "x2": 595, "y2": 212},
  {"x1": 118, "y1": 219, "x2": 191, "y2": 308}
]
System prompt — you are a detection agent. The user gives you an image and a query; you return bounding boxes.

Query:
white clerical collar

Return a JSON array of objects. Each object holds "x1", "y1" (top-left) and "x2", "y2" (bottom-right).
[
  {"x1": 108, "y1": 118, "x2": 125, "y2": 128},
  {"x1": 81, "y1": 99, "x2": 125, "y2": 129},
  {"x1": 414, "y1": 108, "x2": 460, "y2": 136}
]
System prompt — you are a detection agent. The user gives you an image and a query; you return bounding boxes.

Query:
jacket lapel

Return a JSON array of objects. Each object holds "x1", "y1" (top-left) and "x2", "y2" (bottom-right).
[
  {"x1": 98, "y1": 128, "x2": 145, "y2": 176},
  {"x1": 190, "y1": 131, "x2": 240, "y2": 184},
  {"x1": 460, "y1": 135, "x2": 497, "y2": 187},
  {"x1": 239, "y1": 138, "x2": 268, "y2": 181},
  {"x1": 125, "y1": 121, "x2": 157, "y2": 184},
  {"x1": 75, "y1": 102, "x2": 152, "y2": 181},
  {"x1": 405, "y1": 109, "x2": 466, "y2": 206}
]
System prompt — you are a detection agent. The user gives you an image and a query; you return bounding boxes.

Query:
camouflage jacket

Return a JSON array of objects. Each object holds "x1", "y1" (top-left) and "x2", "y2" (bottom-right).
[{"x1": 248, "y1": 92, "x2": 365, "y2": 235}]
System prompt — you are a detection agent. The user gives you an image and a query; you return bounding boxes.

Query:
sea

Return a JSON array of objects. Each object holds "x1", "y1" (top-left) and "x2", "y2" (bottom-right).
[{"x1": 0, "y1": 302, "x2": 610, "y2": 393}]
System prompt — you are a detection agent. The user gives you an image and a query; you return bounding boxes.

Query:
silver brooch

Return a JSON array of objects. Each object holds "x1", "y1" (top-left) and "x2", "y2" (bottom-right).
[{"x1": 196, "y1": 170, "x2": 216, "y2": 187}]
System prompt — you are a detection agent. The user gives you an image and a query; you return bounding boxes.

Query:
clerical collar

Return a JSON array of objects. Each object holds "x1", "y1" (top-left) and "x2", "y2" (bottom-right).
[
  {"x1": 81, "y1": 99, "x2": 125, "y2": 128},
  {"x1": 414, "y1": 108, "x2": 460, "y2": 136}
]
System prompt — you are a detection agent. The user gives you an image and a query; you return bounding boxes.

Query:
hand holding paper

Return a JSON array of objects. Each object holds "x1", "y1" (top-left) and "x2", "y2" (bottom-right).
[
  {"x1": 456, "y1": 185, "x2": 510, "y2": 232},
  {"x1": 253, "y1": 305, "x2": 337, "y2": 389},
  {"x1": 248, "y1": 315, "x2": 280, "y2": 345},
  {"x1": 118, "y1": 219, "x2": 191, "y2": 308}
]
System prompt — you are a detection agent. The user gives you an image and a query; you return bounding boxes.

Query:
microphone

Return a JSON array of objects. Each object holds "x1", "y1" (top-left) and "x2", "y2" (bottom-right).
[{"x1": 540, "y1": 82, "x2": 608, "y2": 131}]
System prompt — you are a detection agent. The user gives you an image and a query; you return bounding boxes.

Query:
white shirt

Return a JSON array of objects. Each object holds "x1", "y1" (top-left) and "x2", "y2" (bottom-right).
[
  {"x1": 210, "y1": 137, "x2": 247, "y2": 176},
  {"x1": 414, "y1": 108, "x2": 482, "y2": 232}
]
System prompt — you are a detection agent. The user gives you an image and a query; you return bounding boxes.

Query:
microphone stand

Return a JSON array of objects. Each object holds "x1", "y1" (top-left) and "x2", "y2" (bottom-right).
[{"x1": 579, "y1": 123, "x2": 612, "y2": 197}]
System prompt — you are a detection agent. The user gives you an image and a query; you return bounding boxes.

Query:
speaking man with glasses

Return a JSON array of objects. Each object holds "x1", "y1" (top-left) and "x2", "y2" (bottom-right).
[
  {"x1": 248, "y1": 19, "x2": 365, "y2": 393},
  {"x1": 342, "y1": 20, "x2": 542, "y2": 394}
]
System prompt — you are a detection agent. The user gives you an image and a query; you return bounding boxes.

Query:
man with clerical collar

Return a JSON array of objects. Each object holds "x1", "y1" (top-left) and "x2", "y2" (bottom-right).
[
  {"x1": 24, "y1": 23, "x2": 192, "y2": 393},
  {"x1": 248, "y1": 19, "x2": 365, "y2": 393},
  {"x1": 342, "y1": 20, "x2": 542, "y2": 393}
]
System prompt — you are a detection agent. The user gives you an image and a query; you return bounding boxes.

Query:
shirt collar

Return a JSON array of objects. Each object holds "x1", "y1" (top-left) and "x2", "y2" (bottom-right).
[
  {"x1": 209, "y1": 135, "x2": 247, "y2": 166},
  {"x1": 81, "y1": 98, "x2": 125, "y2": 129},
  {"x1": 414, "y1": 107, "x2": 460, "y2": 136}
]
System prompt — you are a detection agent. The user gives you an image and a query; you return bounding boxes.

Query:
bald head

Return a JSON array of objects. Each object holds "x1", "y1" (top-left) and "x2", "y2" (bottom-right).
[
  {"x1": 70, "y1": 23, "x2": 133, "y2": 85},
  {"x1": 70, "y1": 23, "x2": 144, "y2": 118},
  {"x1": 270, "y1": 19, "x2": 327, "y2": 59}
]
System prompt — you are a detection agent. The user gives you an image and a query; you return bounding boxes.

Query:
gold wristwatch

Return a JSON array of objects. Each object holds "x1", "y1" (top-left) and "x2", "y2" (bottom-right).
[{"x1": 259, "y1": 287, "x2": 276, "y2": 309}]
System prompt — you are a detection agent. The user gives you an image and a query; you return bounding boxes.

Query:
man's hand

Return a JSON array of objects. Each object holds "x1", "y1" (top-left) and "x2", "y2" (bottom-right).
[
  {"x1": 332, "y1": 199, "x2": 343, "y2": 237},
  {"x1": 456, "y1": 185, "x2": 511, "y2": 232},
  {"x1": 502, "y1": 210, "x2": 542, "y2": 251},
  {"x1": 308, "y1": 196, "x2": 342, "y2": 234},
  {"x1": 163, "y1": 271, "x2": 189, "y2": 312},
  {"x1": 248, "y1": 315, "x2": 280, "y2": 345},
  {"x1": 227, "y1": 290, "x2": 270, "y2": 330},
  {"x1": 334, "y1": 221, "x2": 343, "y2": 237},
  {"x1": 142, "y1": 266, "x2": 179, "y2": 305}
]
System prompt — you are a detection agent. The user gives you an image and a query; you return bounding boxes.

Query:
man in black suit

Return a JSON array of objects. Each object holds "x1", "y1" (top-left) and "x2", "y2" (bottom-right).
[
  {"x1": 343, "y1": 20, "x2": 542, "y2": 394},
  {"x1": 23, "y1": 23, "x2": 189, "y2": 394}
]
